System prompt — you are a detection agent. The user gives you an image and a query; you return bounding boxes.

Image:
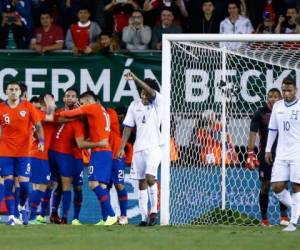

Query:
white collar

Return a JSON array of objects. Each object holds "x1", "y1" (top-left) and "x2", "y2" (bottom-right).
[{"x1": 78, "y1": 21, "x2": 91, "y2": 27}]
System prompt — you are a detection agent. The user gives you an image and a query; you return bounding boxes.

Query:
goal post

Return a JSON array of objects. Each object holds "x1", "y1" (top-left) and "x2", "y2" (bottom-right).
[{"x1": 161, "y1": 34, "x2": 300, "y2": 226}]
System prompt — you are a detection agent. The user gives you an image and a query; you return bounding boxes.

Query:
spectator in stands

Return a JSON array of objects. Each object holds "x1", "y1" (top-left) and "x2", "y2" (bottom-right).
[
  {"x1": 31, "y1": 0, "x2": 57, "y2": 28},
  {"x1": 30, "y1": 11, "x2": 64, "y2": 53},
  {"x1": 275, "y1": 5, "x2": 300, "y2": 34},
  {"x1": 190, "y1": 0, "x2": 220, "y2": 33},
  {"x1": 151, "y1": 7, "x2": 182, "y2": 50},
  {"x1": 65, "y1": 5, "x2": 101, "y2": 55},
  {"x1": 219, "y1": 0, "x2": 253, "y2": 50},
  {"x1": 57, "y1": 0, "x2": 95, "y2": 33},
  {"x1": 0, "y1": 1, "x2": 31, "y2": 49},
  {"x1": 255, "y1": 11, "x2": 276, "y2": 33},
  {"x1": 87, "y1": 31, "x2": 120, "y2": 54},
  {"x1": 104, "y1": 0, "x2": 140, "y2": 43},
  {"x1": 122, "y1": 10, "x2": 151, "y2": 51}
]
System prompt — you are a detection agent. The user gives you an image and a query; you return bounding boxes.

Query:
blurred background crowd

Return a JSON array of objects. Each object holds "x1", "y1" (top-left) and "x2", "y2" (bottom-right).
[{"x1": 0, "y1": 0, "x2": 299, "y2": 53}]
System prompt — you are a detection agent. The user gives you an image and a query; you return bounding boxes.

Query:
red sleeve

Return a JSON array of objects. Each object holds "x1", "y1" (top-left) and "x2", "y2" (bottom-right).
[
  {"x1": 60, "y1": 107, "x2": 84, "y2": 118},
  {"x1": 28, "y1": 102, "x2": 41, "y2": 124}
]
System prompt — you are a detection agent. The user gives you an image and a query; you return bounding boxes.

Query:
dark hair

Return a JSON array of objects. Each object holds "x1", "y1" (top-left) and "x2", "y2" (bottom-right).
[
  {"x1": 227, "y1": 0, "x2": 240, "y2": 9},
  {"x1": 99, "y1": 31, "x2": 112, "y2": 38},
  {"x1": 268, "y1": 88, "x2": 281, "y2": 96},
  {"x1": 6, "y1": 80, "x2": 21, "y2": 90},
  {"x1": 202, "y1": 0, "x2": 215, "y2": 6},
  {"x1": 40, "y1": 10, "x2": 53, "y2": 17},
  {"x1": 19, "y1": 83, "x2": 27, "y2": 95},
  {"x1": 144, "y1": 78, "x2": 160, "y2": 92},
  {"x1": 161, "y1": 6, "x2": 174, "y2": 15},
  {"x1": 80, "y1": 91, "x2": 97, "y2": 101},
  {"x1": 65, "y1": 87, "x2": 79, "y2": 96},
  {"x1": 30, "y1": 96, "x2": 39, "y2": 103},
  {"x1": 77, "y1": 4, "x2": 91, "y2": 13},
  {"x1": 282, "y1": 76, "x2": 296, "y2": 87},
  {"x1": 287, "y1": 5, "x2": 299, "y2": 13}
]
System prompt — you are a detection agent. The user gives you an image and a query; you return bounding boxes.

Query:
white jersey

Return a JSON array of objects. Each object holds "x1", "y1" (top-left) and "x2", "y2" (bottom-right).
[
  {"x1": 123, "y1": 91, "x2": 163, "y2": 152},
  {"x1": 268, "y1": 99, "x2": 300, "y2": 160}
]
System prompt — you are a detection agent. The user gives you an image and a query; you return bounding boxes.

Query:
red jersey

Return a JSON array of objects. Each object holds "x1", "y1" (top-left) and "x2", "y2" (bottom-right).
[
  {"x1": 0, "y1": 100, "x2": 40, "y2": 157},
  {"x1": 60, "y1": 103, "x2": 111, "y2": 152},
  {"x1": 31, "y1": 110, "x2": 55, "y2": 160},
  {"x1": 107, "y1": 108, "x2": 121, "y2": 159},
  {"x1": 50, "y1": 111, "x2": 85, "y2": 155},
  {"x1": 33, "y1": 24, "x2": 64, "y2": 47},
  {"x1": 70, "y1": 22, "x2": 90, "y2": 50}
]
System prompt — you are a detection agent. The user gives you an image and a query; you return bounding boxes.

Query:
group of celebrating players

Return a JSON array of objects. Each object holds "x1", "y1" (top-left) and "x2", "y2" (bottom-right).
[{"x1": 0, "y1": 71, "x2": 163, "y2": 227}]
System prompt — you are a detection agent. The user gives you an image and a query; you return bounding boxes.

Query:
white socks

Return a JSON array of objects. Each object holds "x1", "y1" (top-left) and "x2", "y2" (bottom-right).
[
  {"x1": 274, "y1": 189, "x2": 292, "y2": 208},
  {"x1": 138, "y1": 189, "x2": 148, "y2": 222},
  {"x1": 290, "y1": 192, "x2": 300, "y2": 224},
  {"x1": 148, "y1": 183, "x2": 158, "y2": 214}
]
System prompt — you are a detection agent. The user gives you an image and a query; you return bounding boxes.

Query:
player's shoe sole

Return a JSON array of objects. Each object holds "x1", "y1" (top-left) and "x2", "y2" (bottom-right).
[
  {"x1": 94, "y1": 220, "x2": 105, "y2": 226},
  {"x1": 283, "y1": 223, "x2": 297, "y2": 232},
  {"x1": 104, "y1": 216, "x2": 118, "y2": 226},
  {"x1": 71, "y1": 219, "x2": 82, "y2": 226},
  {"x1": 36, "y1": 215, "x2": 47, "y2": 224},
  {"x1": 28, "y1": 219, "x2": 44, "y2": 225}
]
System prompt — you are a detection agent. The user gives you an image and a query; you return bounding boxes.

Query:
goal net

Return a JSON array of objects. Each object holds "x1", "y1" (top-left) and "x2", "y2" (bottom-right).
[{"x1": 160, "y1": 34, "x2": 300, "y2": 225}]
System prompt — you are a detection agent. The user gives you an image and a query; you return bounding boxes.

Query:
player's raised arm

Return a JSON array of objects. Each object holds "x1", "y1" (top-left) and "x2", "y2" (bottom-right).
[
  {"x1": 125, "y1": 71, "x2": 156, "y2": 98},
  {"x1": 75, "y1": 137, "x2": 109, "y2": 149},
  {"x1": 60, "y1": 106, "x2": 84, "y2": 118}
]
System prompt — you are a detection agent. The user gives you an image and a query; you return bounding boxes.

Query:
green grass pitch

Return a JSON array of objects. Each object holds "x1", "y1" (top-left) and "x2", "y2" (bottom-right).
[{"x1": 0, "y1": 224, "x2": 299, "y2": 250}]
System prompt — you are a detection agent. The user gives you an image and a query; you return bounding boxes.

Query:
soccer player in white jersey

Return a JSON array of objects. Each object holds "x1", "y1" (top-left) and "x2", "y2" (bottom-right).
[
  {"x1": 117, "y1": 71, "x2": 162, "y2": 226},
  {"x1": 265, "y1": 77, "x2": 300, "y2": 232}
]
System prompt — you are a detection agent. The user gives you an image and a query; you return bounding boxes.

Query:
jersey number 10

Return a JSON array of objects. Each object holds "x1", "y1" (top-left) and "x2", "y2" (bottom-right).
[{"x1": 283, "y1": 121, "x2": 290, "y2": 131}]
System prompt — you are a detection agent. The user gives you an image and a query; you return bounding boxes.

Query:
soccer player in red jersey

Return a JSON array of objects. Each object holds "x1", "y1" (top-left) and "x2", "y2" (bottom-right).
[
  {"x1": 28, "y1": 94, "x2": 56, "y2": 224},
  {"x1": 107, "y1": 108, "x2": 128, "y2": 225},
  {"x1": 60, "y1": 91, "x2": 117, "y2": 226},
  {"x1": 0, "y1": 81, "x2": 44, "y2": 226}
]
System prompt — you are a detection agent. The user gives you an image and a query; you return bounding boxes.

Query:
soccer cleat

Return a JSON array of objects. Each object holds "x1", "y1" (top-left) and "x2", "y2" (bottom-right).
[
  {"x1": 20, "y1": 209, "x2": 28, "y2": 225},
  {"x1": 283, "y1": 222, "x2": 297, "y2": 232},
  {"x1": 7, "y1": 216, "x2": 16, "y2": 226},
  {"x1": 138, "y1": 221, "x2": 148, "y2": 227},
  {"x1": 118, "y1": 216, "x2": 128, "y2": 225},
  {"x1": 260, "y1": 219, "x2": 271, "y2": 227},
  {"x1": 148, "y1": 213, "x2": 157, "y2": 226},
  {"x1": 279, "y1": 216, "x2": 289, "y2": 226},
  {"x1": 104, "y1": 216, "x2": 118, "y2": 226},
  {"x1": 94, "y1": 220, "x2": 105, "y2": 226},
  {"x1": 36, "y1": 215, "x2": 47, "y2": 224},
  {"x1": 28, "y1": 219, "x2": 44, "y2": 225},
  {"x1": 50, "y1": 212, "x2": 61, "y2": 224},
  {"x1": 71, "y1": 219, "x2": 82, "y2": 226},
  {"x1": 60, "y1": 217, "x2": 67, "y2": 224}
]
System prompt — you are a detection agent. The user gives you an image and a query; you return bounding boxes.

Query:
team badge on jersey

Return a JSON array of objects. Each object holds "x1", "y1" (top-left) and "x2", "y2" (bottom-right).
[{"x1": 19, "y1": 110, "x2": 27, "y2": 117}]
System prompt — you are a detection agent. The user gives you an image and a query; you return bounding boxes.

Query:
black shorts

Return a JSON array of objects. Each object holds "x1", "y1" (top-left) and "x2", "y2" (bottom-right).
[{"x1": 258, "y1": 152, "x2": 274, "y2": 181}]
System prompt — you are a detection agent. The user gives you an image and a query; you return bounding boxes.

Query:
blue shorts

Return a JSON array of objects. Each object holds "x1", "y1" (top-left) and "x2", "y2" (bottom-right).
[
  {"x1": 0, "y1": 157, "x2": 31, "y2": 177},
  {"x1": 112, "y1": 158, "x2": 126, "y2": 185},
  {"x1": 73, "y1": 159, "x2": 84, "y2": 186},
  {"x1": 30, "y1": 158, "x2": 50, "y2": 184},
  {"x1": 88, "y1": 151, "x2": 112, "y2": 184},
  {"x1": 48, "y1": 151, "x2": 75, "y2": 179}
]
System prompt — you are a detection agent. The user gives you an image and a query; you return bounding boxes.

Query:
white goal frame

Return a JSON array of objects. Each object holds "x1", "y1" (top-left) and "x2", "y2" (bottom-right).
[{"x1": 160, "y1": 34, "x2": 300, "y2": 225}]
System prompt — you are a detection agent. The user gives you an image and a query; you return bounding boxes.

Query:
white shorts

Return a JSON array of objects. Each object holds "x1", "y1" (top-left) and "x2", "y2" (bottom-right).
[
  {"x1": 271, "y1": 159, "x2": 300, "y2": 184},
  {"x1": 130, "y1": 147, "x2": 161, "y2": 180}
]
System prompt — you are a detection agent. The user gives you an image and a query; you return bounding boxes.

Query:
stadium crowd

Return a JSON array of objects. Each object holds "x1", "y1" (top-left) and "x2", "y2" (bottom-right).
[{"x1": 0, "y1": 0, "x2": 299, "y2": 52}]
